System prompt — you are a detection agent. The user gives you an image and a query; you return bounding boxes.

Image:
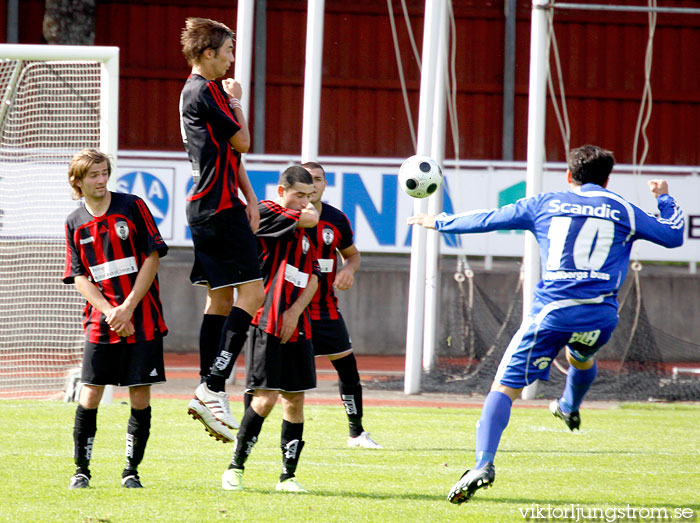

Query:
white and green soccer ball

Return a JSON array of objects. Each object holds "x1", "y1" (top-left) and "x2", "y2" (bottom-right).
[{"x1": 398, "y1": 155, "x2": 443, "y2": 198}]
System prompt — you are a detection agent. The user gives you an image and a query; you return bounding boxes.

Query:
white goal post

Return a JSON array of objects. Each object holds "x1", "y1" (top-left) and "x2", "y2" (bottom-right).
[{"x1": 0, "y1": 44, "x2": 119, "y2": 399}]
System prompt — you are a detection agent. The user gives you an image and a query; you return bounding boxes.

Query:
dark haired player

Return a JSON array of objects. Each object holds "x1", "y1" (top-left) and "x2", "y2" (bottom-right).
[
  {"x1": 222, "y1": 166, "x2": 320, "y2": 493},
  {"x1": 63, "y1": 149, "x2": 168, "y2": 489},
  {"x1": 409, "y1": 144, "x2": 684, "y2": 503},
  {"x1": 302, "y1": 161, "x2": 382, "y2": 449},
  {"x1": 179, "y1": 17, "x2": 265, "y2": 442}
]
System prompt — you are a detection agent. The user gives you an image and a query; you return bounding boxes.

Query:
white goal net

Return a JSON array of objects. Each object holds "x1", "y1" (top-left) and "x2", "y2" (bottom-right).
[{"x1": 0, "y1": 45, "x2": 118, "y2": 399}]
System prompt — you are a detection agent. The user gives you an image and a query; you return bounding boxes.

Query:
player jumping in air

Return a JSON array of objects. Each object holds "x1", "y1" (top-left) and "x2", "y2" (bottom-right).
[
  {"x1": 408, "y1": 145, "x2": 684, "y2": 504},
  {"x1": 179, "y1": 18, "x2": 265, "y2": 443}
]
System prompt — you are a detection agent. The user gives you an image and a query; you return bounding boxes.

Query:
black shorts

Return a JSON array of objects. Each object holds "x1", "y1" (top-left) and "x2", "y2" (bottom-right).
[
  {"x1": 245, "y1": 326, "x2": 316, "y2": 393},
  {"x1": 80, "y1": 337, "x2": 166, "y2": 387},
  {"x1": 311, "y1": 315, "x2": 352, "y2": 357},
  {"x1": 189, "y1": 206, "x2": 262, "y2": 289}
]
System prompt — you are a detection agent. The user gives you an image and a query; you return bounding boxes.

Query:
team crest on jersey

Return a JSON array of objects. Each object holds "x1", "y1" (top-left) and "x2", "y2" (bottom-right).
[
  {"x1": 322, "y1": 227, "x2": 334, "y2": 246},
  {"x1": 115, "y1": 220, "x2": 129, "y2": 241},
  {"x1": 533, "y1": 357, "x2": 552, "y2": 370},
  {"x1": 302, "y1": 235, "x2": 310, "y2": 254}
]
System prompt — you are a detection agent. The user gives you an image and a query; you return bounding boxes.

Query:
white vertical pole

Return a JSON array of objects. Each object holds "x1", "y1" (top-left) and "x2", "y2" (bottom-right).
[
  {"x1": 301, "y1": 0, "x2": 325, "y2": 162},
  {"x1": 422, "y1": 1, "x2": 448, "y2": 372},
  {"x1": 100, "y1": 384, "x2": 114, "y2": 405},
  {"x1": 234, "y1": 0, "x2": 256, "y2": 119},
  {"x1": 521, "y1": 0, "x2": 549, "y2": 400},
  {"x1": 405, "y1": 0, "x2": 444, "y2": 394},
  {"x1": 102, "y1": 49, "x2": 119, "y2": 191},
  {"x1": 227, "y1": 1, "x2": 256, "y2": 385}
]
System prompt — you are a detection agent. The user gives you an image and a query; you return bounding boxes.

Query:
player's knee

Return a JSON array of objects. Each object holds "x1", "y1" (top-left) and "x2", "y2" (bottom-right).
[
  {"x1": 129, "y1": 385, "x2": 151, "y2": 409},
  {"x1": 79, "y1": 384, "x2": 104, "y2": 409},
  {"x1": 205, "y1": 288, "x2": 234, "y2": 315},
  {"x1": 236, "y1": 282, "x2": 265, "y2": 312},
  {"x1": 280, "y1": 392, "x2": 305, "y2": 420},
  {"x1": 252, "y1": 391, "x2": 277, "y2": 417}
]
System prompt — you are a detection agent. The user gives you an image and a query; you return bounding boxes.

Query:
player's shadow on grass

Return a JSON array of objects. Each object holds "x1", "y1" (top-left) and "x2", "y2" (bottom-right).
[
  {"x1": 237, "y1": 486, "x2": 443, "y2": 501},
  {"x1": 299, "y1": 489, "x2": 445, "y2": 501}
]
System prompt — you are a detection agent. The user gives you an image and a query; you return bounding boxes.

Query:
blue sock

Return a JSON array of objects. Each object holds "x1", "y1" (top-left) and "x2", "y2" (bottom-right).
[
  {"x1": 474, "y1": 391, "x2": 512, "y2": 469},
  {"x1": 560, "y1": 361, "x2": 597, "y2": 414}
]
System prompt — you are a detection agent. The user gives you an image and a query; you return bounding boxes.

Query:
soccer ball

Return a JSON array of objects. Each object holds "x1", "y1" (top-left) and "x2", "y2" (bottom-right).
[{"x1": 398, "y1": 155, "x2": 443, "y2": 198}]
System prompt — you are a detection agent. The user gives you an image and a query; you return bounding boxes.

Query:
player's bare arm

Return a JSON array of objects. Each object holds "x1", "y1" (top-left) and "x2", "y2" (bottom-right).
[
  {"x1": 407, "y1": 213, "x2": 437, "y2": 229},
  {"x1": 334, "y1": 245, "x2": 361, "y2": 291},
  {"x1": 297, "y1": 202, "x2": 320, "y2": 228},
  {"x1": 279, "y1": 274, "x2": 319, "y2": 343},
  {"x1": 238, "y1": 163, "x2": 260, "y2": 233},
  {"x1": 222, "y1": 77, "x2": 242, "y2": 100},
  {"x1": 74, "y1": 275, "x2": 134, "y2": 338},
  {"x1": 224, "y1": 79, "x2": 251, "y2": 153},
  {"x1": 648, "y1": 179, "x2": 669, "y2": 198},
  {"x1": 106, "y1": 251, "x2": 160, "y2": 336}
]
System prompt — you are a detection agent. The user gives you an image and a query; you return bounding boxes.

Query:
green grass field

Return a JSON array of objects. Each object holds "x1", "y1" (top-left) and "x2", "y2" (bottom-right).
[{"x1": 1, "y1": 399, "x2": 697, "y2": 522}]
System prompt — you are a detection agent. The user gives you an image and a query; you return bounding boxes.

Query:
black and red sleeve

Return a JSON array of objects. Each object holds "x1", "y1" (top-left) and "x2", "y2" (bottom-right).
[
  {"x1": 131, "y1": 197, "x2": 168, "y2": 259},
  {"x1": 203, "y1": 80, "x2": 242, "y2": 142},
  {"x1": 257, "y1": 200, "x2": 301, "y2": 239},
  {"x1": 62, "y1": 221, "x2": 85, "y2": 284}
]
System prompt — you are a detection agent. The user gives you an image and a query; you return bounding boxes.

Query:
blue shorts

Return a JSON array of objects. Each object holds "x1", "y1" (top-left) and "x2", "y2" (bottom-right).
[{"x1": 494, "y1": 317, "x2": 616, "y2": 389}]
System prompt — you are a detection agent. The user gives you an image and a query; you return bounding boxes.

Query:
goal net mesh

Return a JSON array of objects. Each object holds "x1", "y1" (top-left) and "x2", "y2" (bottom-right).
[
  {"x1": 0, "y1": 59, "x2": 103, "y2": 399},
  {"x1": 369, "y1": 259, "x2": 700, "y2": 402}
]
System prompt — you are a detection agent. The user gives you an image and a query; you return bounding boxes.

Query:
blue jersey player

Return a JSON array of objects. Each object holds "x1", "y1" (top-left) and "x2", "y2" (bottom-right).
[{"x1": 408, "y1": 145, "x2": 684, "y2": 504}]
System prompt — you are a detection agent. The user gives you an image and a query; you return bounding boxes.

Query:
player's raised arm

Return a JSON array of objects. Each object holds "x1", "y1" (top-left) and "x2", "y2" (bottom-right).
[
  {"x1": 635, "y1": 179, "x2": 684, "y2": 248},
  {"x1": 648, "y1": 178, "x2": 669, "y2": 198}
]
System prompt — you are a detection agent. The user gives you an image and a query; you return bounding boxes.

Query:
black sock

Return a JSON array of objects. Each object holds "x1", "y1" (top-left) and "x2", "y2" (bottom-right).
[
  {"x1": 207, "y1": 307, "x2": 252, "y2": 392},
  {"x1": 199, "y1": 314, "x2": 226, "y2": 381},
  {"x1": 230, "y1": 407, "x2": 265, "y2": 469},
  {"x1": 73, "y1": 404, "x2": 97, "y2": 474},
  {"x1": 280, "y1": 420, "x2": 304, "y2": 482},
  {"x1": 332, "y1": 354, "x2": 364, "y2": 437},
  {"x1": 124, "y1": 406, "x2": 151, "y2": 474},
  {"x1": 243, "y1": 392, "x2": 252, "y2": 411}
]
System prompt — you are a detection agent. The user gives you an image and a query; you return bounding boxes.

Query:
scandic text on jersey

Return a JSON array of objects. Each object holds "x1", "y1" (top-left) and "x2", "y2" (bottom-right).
[{"x1": 547, "y1": 200, "x2": 621, "y2": 221}]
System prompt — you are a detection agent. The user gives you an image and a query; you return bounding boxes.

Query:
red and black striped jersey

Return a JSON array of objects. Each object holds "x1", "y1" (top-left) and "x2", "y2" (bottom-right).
[
  {"x1": 306, "y1": 203, "x2": 355, "y2": 321},
  {"x1": 252, "y1": 200, "x2": 322, "y2": 342},
  {"x1": 179, "y1": 74, "x2": 244, "y2": 225},
  {"x1": 63, "y1": 192, "x2": 168, "y2": 344}
]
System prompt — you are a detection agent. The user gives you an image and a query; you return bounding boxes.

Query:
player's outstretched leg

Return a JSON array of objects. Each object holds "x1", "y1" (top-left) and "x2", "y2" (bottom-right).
[
  {"x1": 448, "y1": 390, "x2": 512, "y2": 503},
  {"x1": 331, "y1": 354, "x2": 382, "y2": 449}
]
